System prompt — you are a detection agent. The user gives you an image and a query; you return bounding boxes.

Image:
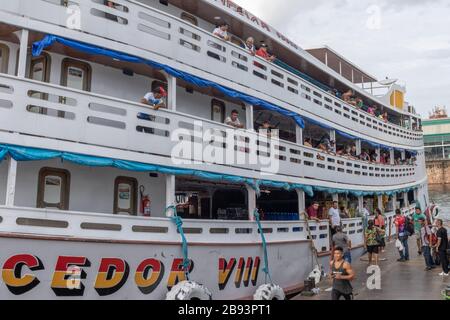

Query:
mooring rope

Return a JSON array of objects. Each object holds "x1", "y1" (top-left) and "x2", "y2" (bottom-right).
[
  {"x1": 166, "y1": 205, "x2": 190, "y2": 281},
  {"x1": 253, "y1": 209, "x2": 273, "y2": 284},
  {"x1": 301, "y1": 212, "x2": 321, "y2": 270}
]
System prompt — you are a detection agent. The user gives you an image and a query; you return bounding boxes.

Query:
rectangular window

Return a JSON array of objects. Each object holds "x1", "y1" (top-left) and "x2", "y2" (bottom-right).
[
  {"x1": 60, "y1": 58, "x2": 91, "y2": 118},
  {"x1": 181, "y1": 12, "x2": 198, "y2": 26},
  {"x1": 114, "y1": 177, "x2": 138, "y2": 215},
  {"x1": 61, "y1": 58, "x2": 92, "y2": 91},
  {"x1": 37, "y1": 168, "x2": 71, "y2": 210}
]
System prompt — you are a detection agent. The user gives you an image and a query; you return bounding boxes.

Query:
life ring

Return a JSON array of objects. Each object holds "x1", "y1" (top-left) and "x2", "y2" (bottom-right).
[
  {"x1": 431, "y1": 205, "x2": 440, "y2": 221},
  {"x1": 253, "y1": 284, "x2": 286, "y2": 300},
  {"x1": 166, "y1": 281, "x2": 212, "y2": 300},
  {"x1": 308, "y1": 265, "x2": 323, "y2": 286}
]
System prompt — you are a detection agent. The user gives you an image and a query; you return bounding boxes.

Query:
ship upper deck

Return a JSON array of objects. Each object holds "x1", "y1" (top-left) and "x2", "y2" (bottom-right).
[
  {"x1": 0, "y1": 0, "x2": 428, "y2": 192},
  {"x1": 0, "y1": 0, "x2": 423, "y2": 144}
]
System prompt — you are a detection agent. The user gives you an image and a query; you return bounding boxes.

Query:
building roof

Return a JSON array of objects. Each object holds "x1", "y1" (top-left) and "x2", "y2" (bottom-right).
[
  {"x1": 306, "y1": 46, "x2": 378, "y2": 84},
  {"x1": 422, "y1": 118, "x2": 450, "y2": 127}
]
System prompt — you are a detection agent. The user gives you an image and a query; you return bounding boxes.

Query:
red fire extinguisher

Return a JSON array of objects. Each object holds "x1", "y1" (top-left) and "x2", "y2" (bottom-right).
[{"x1": 140, "y1": 186, "x2": 151, "y2": 217}]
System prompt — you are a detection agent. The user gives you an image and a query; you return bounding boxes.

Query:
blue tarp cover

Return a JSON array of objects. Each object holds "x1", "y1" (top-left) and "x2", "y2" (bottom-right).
[{"x1": 0, "y1": 144, "x2": 420, "y2": 197}]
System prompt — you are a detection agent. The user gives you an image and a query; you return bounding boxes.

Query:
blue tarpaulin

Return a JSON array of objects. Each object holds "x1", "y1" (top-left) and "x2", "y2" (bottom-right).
[
  {"x1": 32, "y1": 35, "x2": 305, "y2": 129},
  {"x1": 312, "y1": 185, "x2": 417, "y2": 197},
  {"x1": 0, "y1": 144, "x2": 420, "y2": 198},
  {"x1": 0, "y1": 144, "x2": 314, "y2": 195}
]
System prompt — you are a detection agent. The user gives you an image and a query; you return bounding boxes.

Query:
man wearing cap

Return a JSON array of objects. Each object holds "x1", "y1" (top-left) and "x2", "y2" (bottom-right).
[
  {"x1": 141, "y1": 86, "x2": 167, "y2": 111},
  {"x1": 256, "y1": 43, "x2": 276, "y2": 62}
]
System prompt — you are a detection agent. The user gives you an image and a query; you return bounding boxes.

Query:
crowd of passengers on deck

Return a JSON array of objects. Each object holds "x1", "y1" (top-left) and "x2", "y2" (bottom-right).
[
  {"x1": 210, "y1": 22, "x2": 422, "y2": 131},
  {"x1": 138, "y1": 83, "x2": 417, "y2": 167},
  {"x1": 305, "y1": 135, "x2": 417, "y2": 165},
  {"x1": 131, "y1": 19, "x2": 419, "y2": 167},
  {"x1": 99, "y1": 0, "x2": 420, "y2": 132},
  {"x1": 138, "y1": 84, "x2": 417, "y2": 167}
]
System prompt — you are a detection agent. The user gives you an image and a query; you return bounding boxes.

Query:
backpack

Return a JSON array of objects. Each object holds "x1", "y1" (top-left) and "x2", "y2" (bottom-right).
[
  {"x1": 405, "y1": 218, "x2": 415, "y2": 236},
  {"x1": 430, "y1": 230, "x2": 438, "y2": 247},
  {"x1": 424, "y1": 225, "x2": 438, "y2": 246}
]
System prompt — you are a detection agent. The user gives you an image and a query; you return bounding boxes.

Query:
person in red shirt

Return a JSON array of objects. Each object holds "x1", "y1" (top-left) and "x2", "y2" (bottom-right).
[
  {"x1": 306, "y1": 202, "x2": 321, "y2": 222},
  {"x1": 394, "y1": 209, "x2": 410, "y2": 261},
  {"x1": 256, "y1": 43, "x2": 276, "y2": 62}
]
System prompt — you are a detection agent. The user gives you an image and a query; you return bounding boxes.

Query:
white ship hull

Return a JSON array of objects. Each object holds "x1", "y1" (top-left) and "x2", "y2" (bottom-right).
[{"x1": 0, "y1": 205, "x2": 414, "y2": 300}]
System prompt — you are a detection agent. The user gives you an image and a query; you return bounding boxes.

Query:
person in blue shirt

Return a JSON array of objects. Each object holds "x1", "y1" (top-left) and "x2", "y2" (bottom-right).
[{"x1": 140, "y1": 86, "x2": 167, "y2": 110}]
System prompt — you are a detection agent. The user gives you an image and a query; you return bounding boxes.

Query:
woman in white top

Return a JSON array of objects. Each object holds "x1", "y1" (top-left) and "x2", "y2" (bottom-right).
[{"x1": 213, "y1": 22, "x2": 230, "y2": 41}]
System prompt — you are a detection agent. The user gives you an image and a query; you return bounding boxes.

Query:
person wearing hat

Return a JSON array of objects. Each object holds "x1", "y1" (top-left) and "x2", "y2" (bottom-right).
[
  {"x1": 141, "y1": 86, "x2": 167, "y2": 110},
  {"x1": 256, "y1": 43, "x2": 276, "y2": 62}
]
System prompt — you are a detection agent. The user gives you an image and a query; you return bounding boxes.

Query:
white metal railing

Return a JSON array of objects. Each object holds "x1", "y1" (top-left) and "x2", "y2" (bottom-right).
[
  {"x1": 0, "y1": 0, "x2": 423, "y2": 148},
  {"x1": 0, "y1": 74, "x2": 419, "y2": 186},
  {"x1": 0, "y1": 205, "x2": 417, "y2": 252},
  {"x1": 0, "y1": 205, "x2": 332, "y2": 252},
  {"x1": 0, "y1": 206, "x2": 414, "y2": 252}
]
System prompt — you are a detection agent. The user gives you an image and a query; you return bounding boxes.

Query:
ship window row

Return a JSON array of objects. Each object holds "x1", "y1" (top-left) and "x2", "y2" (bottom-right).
[
  {"x1": 27, "y1": 166, "x2": 414, "y2": 225},
  {"x1": 37, "y1": 167, "x2": 138, "y2": 215}
]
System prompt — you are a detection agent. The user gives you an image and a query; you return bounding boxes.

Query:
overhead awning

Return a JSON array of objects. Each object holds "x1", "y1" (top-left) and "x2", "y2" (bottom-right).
[
  {"x1": 0, "y1": 144, "x2": 420, "y2": 198},
  {"x1": 306, "y1": 46, "x2": 377, "y2": 84}
]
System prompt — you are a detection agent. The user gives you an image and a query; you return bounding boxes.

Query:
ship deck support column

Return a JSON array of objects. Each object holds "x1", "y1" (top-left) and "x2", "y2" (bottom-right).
[
  {"x1": 246, "y1": 185, "x2": 256, "y2": 221},
  {"x1": 296, "y1": 190, "x2": 305, "y2": 217},
  {"x1": 245, "y1": 104, "x2": 254, "y2": 130},
  {"x1": 376, "y1": 147, "x2": 381, "y2": 162},
  {"x1": 17, "y1": 29, "x2": 29, "y2": 78},
  {"x1": 378, "y1": 196, "x2": 383, "y2": 211},
  {"x1": 356, "y1": 139, "x2": 362, "y2": 155},
  {"x1": 390, "y1": 149, "x2": 395, "y2": 165},
  {"x1": 358, "y1": 196, "x2": 364, "y2": 215},
  {"x1": 5, "y1": 156, "x2": 17, "y2": 207},
  {"x1": 164, "y1": 73, "x2": 177, "y2": 111},
  {"x1": 296, "y1": 126, "x2": 303, "y2": 145},
  {"x1": 165, "y1": 174, "x2": 176, "y2": 217}
]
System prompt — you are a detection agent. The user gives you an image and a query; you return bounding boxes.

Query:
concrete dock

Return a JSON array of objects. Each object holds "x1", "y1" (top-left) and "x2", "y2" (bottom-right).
[{"x1": 292, "y1": 238, "x2": 449, "y2": 300}]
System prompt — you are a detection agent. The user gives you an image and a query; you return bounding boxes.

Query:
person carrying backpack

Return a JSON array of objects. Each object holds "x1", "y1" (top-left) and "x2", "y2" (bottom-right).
[
  {"x1": 405, "y1": 216, "x2": 415, "y2": 237},
  {"x1": 394, "y1": 209, "x2": 409, "y2": 262}
]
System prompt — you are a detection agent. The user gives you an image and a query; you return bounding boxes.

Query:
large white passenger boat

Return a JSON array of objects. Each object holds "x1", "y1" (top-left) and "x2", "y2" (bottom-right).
[{"x1": 0, "y1": 0, "x2": 427, "y2": 300}]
